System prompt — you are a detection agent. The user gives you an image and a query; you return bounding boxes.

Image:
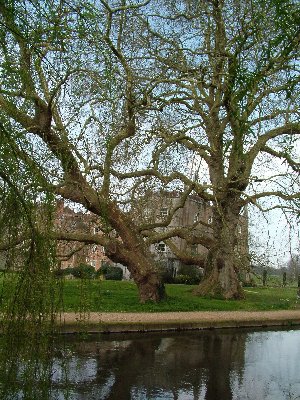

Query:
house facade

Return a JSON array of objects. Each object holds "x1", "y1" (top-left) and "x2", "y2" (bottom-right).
[
  {"x1": 55, "y1": 200, "x2": 108, "y2": 271},
  {"x1": 55, "y1": 194, "x2": 249, "y2": 280},
  {"x1": 143, "y1": 192, "x2": 249, "y2": 277}
]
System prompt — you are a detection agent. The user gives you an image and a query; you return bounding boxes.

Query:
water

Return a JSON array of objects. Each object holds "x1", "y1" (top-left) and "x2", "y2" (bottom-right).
[{"x1": 2, "y1": 328, "x2": 300, "y2": 399}]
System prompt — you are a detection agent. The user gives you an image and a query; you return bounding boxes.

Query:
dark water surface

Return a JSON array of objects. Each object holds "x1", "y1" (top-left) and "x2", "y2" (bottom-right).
[{"x1": 48, "y1": 327, "x2": 300, "y2": 400}]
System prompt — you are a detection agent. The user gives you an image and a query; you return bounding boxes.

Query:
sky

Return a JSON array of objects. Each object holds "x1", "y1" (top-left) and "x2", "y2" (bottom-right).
[{"x1": 249, "y1": 205, "x2": 299, "y2": 267}]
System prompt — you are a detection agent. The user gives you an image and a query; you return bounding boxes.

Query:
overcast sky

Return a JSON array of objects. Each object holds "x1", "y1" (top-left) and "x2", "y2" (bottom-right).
[{"x1": 249, "y1": 206, "x2": 299, "y2": 267}]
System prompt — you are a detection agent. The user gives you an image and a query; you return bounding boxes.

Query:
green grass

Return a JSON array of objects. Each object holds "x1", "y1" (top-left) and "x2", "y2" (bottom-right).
[
  {"x1": 59, "y1": 279, "x2": 300, "y2": 313},
  {"x1": 1, "y1": 274, "x2": 299, "y2": 313}
]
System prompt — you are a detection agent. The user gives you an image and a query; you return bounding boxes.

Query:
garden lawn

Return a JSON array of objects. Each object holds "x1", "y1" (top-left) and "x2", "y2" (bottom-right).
[{"x1": 60, "y1": 280, "x2": 300, "y2": 313}]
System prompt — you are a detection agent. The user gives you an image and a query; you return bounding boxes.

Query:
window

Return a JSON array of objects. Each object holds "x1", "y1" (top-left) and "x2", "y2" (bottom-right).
[
  {"x1": 144, "y1": 208, "x2": 151, "y2": 219},
  {"x1": 191, "y1": 244, "x2": 198, "y2": 255},
  {"x1": 94, "y1": 226, "x2": 101, "y2": 234},
  {"x1": 160, "y1": 207, "x2": 168, "y2": 217},
  {"x1": 194, "y1": 212, "x2": 201, "y2": 223},
  {"x1": 157, "y1": 242, "x2": 166, "y2": 252}
]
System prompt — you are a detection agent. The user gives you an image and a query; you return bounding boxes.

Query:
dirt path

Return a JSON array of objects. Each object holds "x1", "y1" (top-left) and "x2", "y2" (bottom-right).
[{"x1": 59, "y1": 310, "x2": 300, "y2": 333}]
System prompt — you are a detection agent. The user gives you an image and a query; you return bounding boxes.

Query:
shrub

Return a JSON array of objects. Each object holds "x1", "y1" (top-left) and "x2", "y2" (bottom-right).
[
  {"x1": 160, "y1": 268, "x2": 175, "y2": 284},
  {"x1": 242, "y1": 281, "x2": 256, "y2": 288},
  {"x1": 98, "y1": 264, "x2": 123, "y2": 281},
  {"x1": 173, "y1": 274, "x2": 200, "y2": 285},
  {"x1": 156, "y1": 260, "x2": 178, "y2": 284},
  {"x1": 175, "y1": 265, "x2": 202, "y2": 285},
  {"x1": 71, "y1": 264, "x2": 95, "y2": 279},
  {"x1": 53, "y1": 267, "x2": 74, "y2": 278}
]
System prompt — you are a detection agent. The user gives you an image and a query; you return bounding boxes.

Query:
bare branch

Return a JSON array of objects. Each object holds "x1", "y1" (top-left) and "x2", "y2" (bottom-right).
[
  {"x1": 247, "y1": 123, "x2": 300, "y2": 166},
  {"x1": 261, "y1": 145, "x2": 300, "y2": 173}
]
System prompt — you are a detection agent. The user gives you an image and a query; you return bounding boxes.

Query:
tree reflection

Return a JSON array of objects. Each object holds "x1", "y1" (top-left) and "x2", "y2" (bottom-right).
[
  {"x1": 2, "y1": 327, "x2": 299, "y2": 399},
  {"x1": 59, "y1": 330, "x2": 247, "y2": 399}
]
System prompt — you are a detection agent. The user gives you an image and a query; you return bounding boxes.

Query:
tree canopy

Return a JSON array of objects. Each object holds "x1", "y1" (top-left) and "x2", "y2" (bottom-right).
[{"x1": 0, "y1": 0, "x2": 299, "y2": 301}]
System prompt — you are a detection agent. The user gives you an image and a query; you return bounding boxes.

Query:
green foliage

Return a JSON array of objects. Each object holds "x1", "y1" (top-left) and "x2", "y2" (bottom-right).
[
  {"x1": 0, "y1": 244, "x2": 61, "y2": 400},
  {"x1": 173, "y1": 274, "x2": 200, "y2": 285},
  {"x1": 263, "y1": 269, "x2": 268, "y2": 286},
  {"x1": 71, "y1": 263, "x2": 95, "y2": 279},
  {"x1": 160, "y1": 263, "x2": 202, "y2": 285},
  {"x1": 242, "y1": 280, "x2": 257, "y2": 288},
  {"x1": 53, "y1": 266, "x2": 74, "y2": 278},
  {"x1": 283, "y1": 271, "x2": 287, "y2": 287},
  {"x1": 0, "y1": 103, "x2": 60, "y2": 400},
  {"x1": 99, "y1": 263, "x2": 123, "y2": 281},
  {"x1": 176, "y1": 265, "x2": 202, "y2": 285}
]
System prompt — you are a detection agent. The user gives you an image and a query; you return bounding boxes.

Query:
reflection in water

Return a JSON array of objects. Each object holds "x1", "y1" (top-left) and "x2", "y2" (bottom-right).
[
  {"x1": 1, "y1": 328, "x2": 300, "y2": 399},
  {"x1": 49, "y1": 328, "x2": 300, "y2": 400}
]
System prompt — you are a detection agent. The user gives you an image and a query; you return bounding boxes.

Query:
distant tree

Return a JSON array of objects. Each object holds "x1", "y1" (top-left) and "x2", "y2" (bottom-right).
[
  {"x1": 262, "y1": 269, "x2": 268, "y2": 287},
  {"x1": 287, "y1": 254, "x2": 300, "y2": 281},
  {"x1": 282, "y1": 271, "x2": 287, "y2": 287}
]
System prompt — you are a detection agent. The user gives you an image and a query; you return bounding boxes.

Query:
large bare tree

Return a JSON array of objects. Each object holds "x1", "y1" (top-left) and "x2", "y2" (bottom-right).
[
  {"x1": 0, "y1": 0, "x2": 168, "y2": 302},
  {"x1": 102, "y1": 0, "x2": 300, "y2": 298},
  {"x1": 130, "y1": 0, "x2": 300, "y2": 298}
]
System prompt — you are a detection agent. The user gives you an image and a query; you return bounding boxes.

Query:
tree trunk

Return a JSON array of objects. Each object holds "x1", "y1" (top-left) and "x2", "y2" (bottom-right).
[
  {"x1": 195, "y1": 247, "x2": 244, "y2": 299},
  {"x1": 78, "y1": 193, "x2": 166, "y2": 303},
  {"x1": 107, "y1": 244, "x2": 166, "y2": 303},
  {"x1": 195, "y1": 206, "x2": 244, "y2": 299},
  {"x1": 135, "y1": 271, "x2": 166, "y2": 303},
  {"x1": 125, "y1": 252, "x2": 166, "y2": 303}
]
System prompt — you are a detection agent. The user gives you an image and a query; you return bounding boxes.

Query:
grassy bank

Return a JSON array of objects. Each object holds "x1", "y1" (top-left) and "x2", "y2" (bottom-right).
[
  {"x1": 1, "y1": 275, "x2": 299, "y2": 313},
  {"x1": 60, "y1": 280, "x2": 300, "y2": 313}
]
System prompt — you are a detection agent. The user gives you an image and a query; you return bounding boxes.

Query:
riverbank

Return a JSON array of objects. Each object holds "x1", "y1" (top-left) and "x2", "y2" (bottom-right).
[{"x1": 58, "y1": 310, "x2": 300, "y2": 333}]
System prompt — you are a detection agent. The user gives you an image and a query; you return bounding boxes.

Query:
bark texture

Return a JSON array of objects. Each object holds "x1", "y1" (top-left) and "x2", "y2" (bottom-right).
[
  {"x1": 195, "y1": 248, "x2": 244, "y2": 299},
  {"x1": 110, "y1": 252, "x2": 165, "y2": 303},
  {"x1": 195, "y1": 203, "x2": 245, "y2": 299}
]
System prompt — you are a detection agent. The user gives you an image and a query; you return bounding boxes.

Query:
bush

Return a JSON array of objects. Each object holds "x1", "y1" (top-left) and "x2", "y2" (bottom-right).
[
  {"x1": 53, "y1": 267, "x2": 74, "y2": 278},
  {"x1": 174, "y1": 274, "x2": 200, "y2": 285},
  {"x1": 160, "y1": 268, "x2": 175, "y2": 284},
  {"x1": 98, "y1": 264, "x2": 123, "y2": 281},
  {"x1": 242, "y1": 281, "x2": 256, "y2": 288},
  {"x1": 175, "y1": 265, "x2": 202, "y2": 285},
  {"x1": 71, "y1": 264, "x2": 95, "y2": 279}
]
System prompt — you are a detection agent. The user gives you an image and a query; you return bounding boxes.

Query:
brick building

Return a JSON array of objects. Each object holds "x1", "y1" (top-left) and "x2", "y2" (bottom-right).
[
  {"x1": 55, "y1": 200, "x2": 108, "y2": 271},
  {"x1": 55, "y1": 194, "x2": 249, "y2": 279},
  {"x1": 138, "y1": 192, "x2": 249, "y2": 277}
]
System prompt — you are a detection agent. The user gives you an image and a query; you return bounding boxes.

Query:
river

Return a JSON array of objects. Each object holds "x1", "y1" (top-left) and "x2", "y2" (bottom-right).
[{"x1": 48, "y1": 327, "x2": 300, "y2": 400}]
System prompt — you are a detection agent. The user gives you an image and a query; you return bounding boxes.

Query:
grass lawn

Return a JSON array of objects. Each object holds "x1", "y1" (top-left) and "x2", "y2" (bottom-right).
[
  {"x1": 1, "y1": 274, "x2": 299, "y2": 313},
  {"x1": 59, "y1": 279, "x2": 300, "y2": 313}
]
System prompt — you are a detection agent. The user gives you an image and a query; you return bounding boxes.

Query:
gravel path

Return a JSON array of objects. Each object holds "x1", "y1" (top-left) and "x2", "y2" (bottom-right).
[{"x1": 59, "y1": 310, "x2": 300, "y2": 332}]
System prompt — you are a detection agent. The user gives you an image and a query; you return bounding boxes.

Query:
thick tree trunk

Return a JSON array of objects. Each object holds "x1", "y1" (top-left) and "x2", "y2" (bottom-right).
[
  {"x1": 123, "y1": 262, "x2": 166, "y2": 303},
  {"x1": 135, "y1": 271, "x2": 166, "y2": 303},
  {"x1": 195, "y1": 247, "x2": 244, "y2": 299},
  {"x1": 107, "y1": 244, "x2": 166, "y2": 303},
  {"x1": 122, "y1": 251, "x2": 166, "y2": 303},
  {"x1": 77, "y1": 194, "x2": 166, "y2": 303},
  {"x1": 195, "y1": 205, "x2": 245, "y2": 299}
]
